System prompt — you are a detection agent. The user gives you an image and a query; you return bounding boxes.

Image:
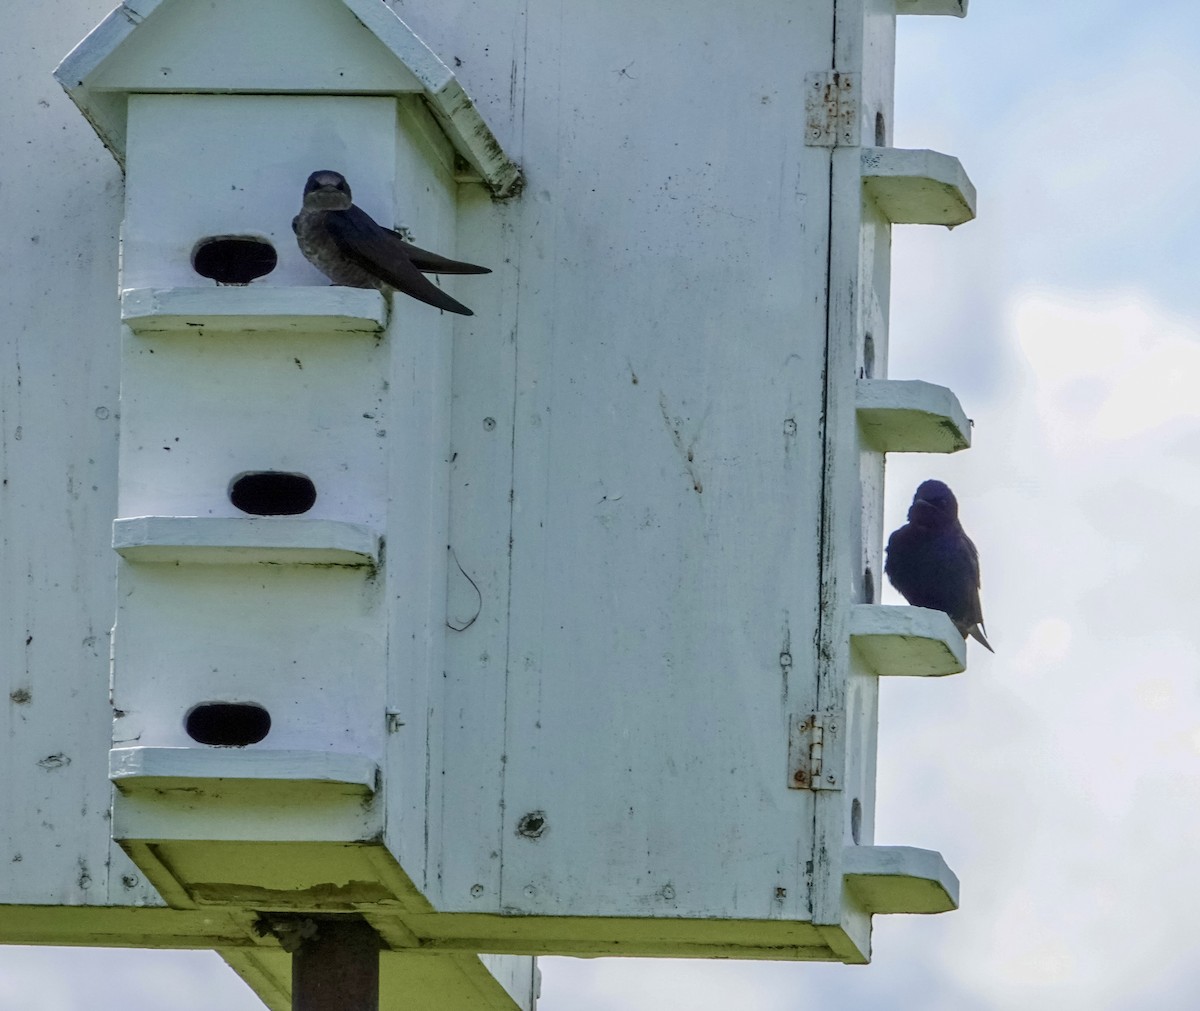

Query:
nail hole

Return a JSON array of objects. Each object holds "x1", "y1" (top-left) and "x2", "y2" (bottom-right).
[
  {"x1": 185, "y1": 702, "x2": 271, "y2": 747},
  {"x1": 516, "y1": 811, "x2": 547, "y2": 838},
  {"x1": 230, "y1": 472, "x2": 317, "y2": 516},
  {"x1": 192, "y1": 235, "x2": 277, "y2": 285}
]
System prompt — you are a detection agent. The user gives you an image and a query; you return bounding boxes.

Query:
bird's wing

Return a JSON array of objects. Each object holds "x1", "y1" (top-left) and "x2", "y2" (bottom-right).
[
  {"x1": 951, "y1": 531, "x2": 987, "y2": 629},
  {"x1": 325, "y1": 207, "x2": 475, "y2": 315},
  {"x1": 963, "y1": 531, "x2": 981, "y2": 584},
  {"x1": 400, "y1": 240, "x2": 491, "y2": 275}
]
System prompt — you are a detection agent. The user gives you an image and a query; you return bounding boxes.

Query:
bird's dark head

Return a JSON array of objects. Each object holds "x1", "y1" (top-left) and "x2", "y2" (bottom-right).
[
  {"x1": 302, "y1": 170, "x2": 353, "y2": 210},
  {"x1": 908, "y1": 479, "x2": 958, "y2": 527}
]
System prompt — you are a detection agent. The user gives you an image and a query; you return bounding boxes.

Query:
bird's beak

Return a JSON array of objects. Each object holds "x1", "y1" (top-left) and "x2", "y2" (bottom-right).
[{"x1": 304, "y1": 184, "x2": 350, "y2": 209}]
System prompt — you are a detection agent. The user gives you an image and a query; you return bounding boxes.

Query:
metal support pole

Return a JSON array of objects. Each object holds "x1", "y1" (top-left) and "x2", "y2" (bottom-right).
[{"x1": 290, "y1": 916, "x2": 381, "y2": 1011}]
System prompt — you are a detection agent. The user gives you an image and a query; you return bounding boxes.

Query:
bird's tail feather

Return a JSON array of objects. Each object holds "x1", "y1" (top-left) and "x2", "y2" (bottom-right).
[{"x1": 968, "y1": 624, "x2": 994, "y2": 653}]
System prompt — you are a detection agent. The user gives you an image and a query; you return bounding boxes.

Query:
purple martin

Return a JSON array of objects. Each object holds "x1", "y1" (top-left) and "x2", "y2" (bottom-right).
[
  {"x1": 292, "y1": 169, "x2": 490, "y2": 315},
  {"x1": 885, "y1": 479, "x2": 993, "y2": 652}
]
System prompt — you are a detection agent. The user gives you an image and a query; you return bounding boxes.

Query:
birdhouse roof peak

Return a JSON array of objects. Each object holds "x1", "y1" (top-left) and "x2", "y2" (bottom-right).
[{"x1": 54, "y1": 0, "x2": 521, "y2": 196}]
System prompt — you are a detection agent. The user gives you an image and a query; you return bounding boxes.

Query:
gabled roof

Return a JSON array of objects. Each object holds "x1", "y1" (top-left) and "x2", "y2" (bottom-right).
[{"x1": 54, "y1": 0, "x2": 522, "y2": 197}]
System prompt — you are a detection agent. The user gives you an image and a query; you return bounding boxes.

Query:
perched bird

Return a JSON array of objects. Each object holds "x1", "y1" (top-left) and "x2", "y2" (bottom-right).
[
  {"x1": 884, "y1": 479, "x2": 993, "y2": 652},
  {"x1": 293, "y1": 169, "x2": 490, "y2": 315}
]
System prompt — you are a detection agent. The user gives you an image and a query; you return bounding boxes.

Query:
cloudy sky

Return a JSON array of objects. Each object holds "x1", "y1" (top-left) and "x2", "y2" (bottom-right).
[{"x1": 6, "y1": 2, "x2": 1200, "y2": 1009}]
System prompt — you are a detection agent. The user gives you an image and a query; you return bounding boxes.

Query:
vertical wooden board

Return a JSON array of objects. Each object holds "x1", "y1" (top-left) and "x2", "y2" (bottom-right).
[
  {"x1": 381, "y1": 106, "x2": 458, "y2": 892},
  {"x1": 847, "y1": 193, "x2": 893, "y2": 853},
  {"x1": 489, "y1": 0, "x2": 835, "y2": 922},
  {"x1": 859, "y1": 0, "x2": 899, "y2": 149},
  {"x1": 122, "y1": 94, "x2": 398, "y2": 290},
  {"x1": 421, "y1": 1, "x2": 532, "y2": 915},
  {"x1": 811, "y1": 144, "x2": 867, "y2": 946},
  {"x1": 393, "y1": 97, "x2": 459, "y2": 242},
  {"x1": 431, "y1": 190, "x2": 523, "y2": 912},
  {"x1": 810, "y1": 0, "x2": 896, "y2": 954},
  {"x1": 0, "y1": 0, "x2": 126, "y2": 905},
  {"x1": 841, "y1": 0, "x2": 898, "y2": 899}
]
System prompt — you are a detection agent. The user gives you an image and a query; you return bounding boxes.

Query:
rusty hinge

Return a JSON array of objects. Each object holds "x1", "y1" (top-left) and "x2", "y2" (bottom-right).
[
  {"x1": 804, "y1": 72, "x2": 860, "y2": 147},
  {"x1": 788, "y1": 710, "x2": 844, "y2": 791}
]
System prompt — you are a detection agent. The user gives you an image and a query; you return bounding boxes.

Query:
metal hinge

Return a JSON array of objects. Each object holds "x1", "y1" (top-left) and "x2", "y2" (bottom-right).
[
  {"x1": 788, "y1": 710, "x2": 844, "y2": 790},
  {"x1": 804, "y1": 72, "x2": 860, "y2": 147}
]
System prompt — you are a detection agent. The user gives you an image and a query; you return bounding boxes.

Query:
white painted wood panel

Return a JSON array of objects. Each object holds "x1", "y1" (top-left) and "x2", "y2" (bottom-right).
[
  {"x1": 111, "y1": 563, "x2": 386, "y2": 753},
  {"x1": 1, "y1": 2, "x2": 131, "y2": 908},
  {"x1": 123, "y1": 94, "x2": 398, "y2": 290},
  {"x1": 433, "y1": 0, "x2": 837, "y2": 924},
  {"x1": 116, "y1": 327, "x2": 389, "y2": 523},
  {"x1": 87, "y1": 0, "x2": 425, "y2": 95}
]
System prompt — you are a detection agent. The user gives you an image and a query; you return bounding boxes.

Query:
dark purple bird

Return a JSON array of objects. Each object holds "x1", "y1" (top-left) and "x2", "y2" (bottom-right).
[
  {"x1": 293, "y1": 169, "x2": 490, "y2": 315},
  {"x1": 885, "y1": 479, "x2": 993, "y2": 652}
]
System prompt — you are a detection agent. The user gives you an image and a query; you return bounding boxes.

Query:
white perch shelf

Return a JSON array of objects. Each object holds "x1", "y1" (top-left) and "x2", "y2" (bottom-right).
[
  {"x1": 850, "y1": 605, "x2": 966, "y2": 677},
  {"x1": 861, "y1": 148, "x2": 976, "y2": 226},
  {"x1": 121, "y1": 286, "x2": 388, "y2": 335},
  {"x1": 896, "y1": 0, "x2": 968, "y2": 16},
  {"x1": 113, "y1": 516, "x2": 380, "y2": 565},
  {"x1": 856, "y1": 379, "x2": 971, "y2": 453},
  {"x1": 110, "y1": 746, "x2": 400, "y2": 918},
  {"x1": 110, "y1": 746, "x2": 379, "y2": 793},
  {"x1": 843, "y1": 845, "x2": 959, "y2": 914}
]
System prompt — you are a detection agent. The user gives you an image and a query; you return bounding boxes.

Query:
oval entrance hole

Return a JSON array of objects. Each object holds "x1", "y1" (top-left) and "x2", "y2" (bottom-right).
[
  {"x1": 185, "y1": 702, "x2": 271, "y2": 747},
  {"x1": 230, "y1": 472, "x2": 317, "y2": 516},
  {"x1": 192, "y1": 235, "x2": 277, "y2": 285}
]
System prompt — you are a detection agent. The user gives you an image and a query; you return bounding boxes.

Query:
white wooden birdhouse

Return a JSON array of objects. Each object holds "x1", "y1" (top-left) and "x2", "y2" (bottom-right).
[{"x1": 31, "y1": 0, "x2": 979, "y2": 999}]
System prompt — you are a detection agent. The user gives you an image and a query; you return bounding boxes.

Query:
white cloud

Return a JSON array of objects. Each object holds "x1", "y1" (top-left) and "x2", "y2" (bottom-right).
[
  {"x1": 875, "y1": 286, "x2": 1200, "y2": 1010},
  {"x1": 1014, "y1": 290, "x2": 1200, "y2": 447},
  {"x1": 0, "y1": 949, "x2": 262, "y2": 1011}
]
